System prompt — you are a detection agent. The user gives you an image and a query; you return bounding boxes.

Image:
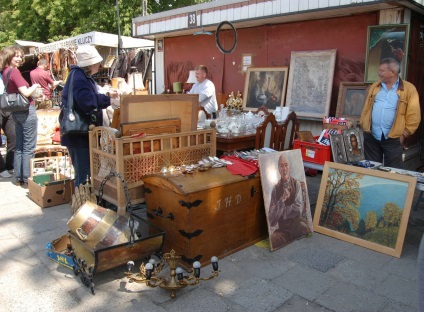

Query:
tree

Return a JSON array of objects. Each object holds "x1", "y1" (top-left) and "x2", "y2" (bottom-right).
[
  {"x1": 0, "y1": 0, "x2": 211, "y2": 49},
  {"x1": 320, "y1": 169, "x2": 362, "y2": 231},
  {"x1": 381, "y1": 202, "x2": 402, "y2": 227},
  {"x1": 365, "y1": 210, "x2": 377, "y2": 232}
]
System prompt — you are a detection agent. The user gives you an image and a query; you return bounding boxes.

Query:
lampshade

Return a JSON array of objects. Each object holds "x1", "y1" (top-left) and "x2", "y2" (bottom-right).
[{"x1": 186, "y1": 70, "x2": 197, "y2": 83}]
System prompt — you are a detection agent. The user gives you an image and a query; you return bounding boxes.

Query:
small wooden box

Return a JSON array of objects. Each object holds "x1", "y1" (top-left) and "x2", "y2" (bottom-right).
[{"x1": 143, "y1": 167, "x2": 267, "y2": 269}]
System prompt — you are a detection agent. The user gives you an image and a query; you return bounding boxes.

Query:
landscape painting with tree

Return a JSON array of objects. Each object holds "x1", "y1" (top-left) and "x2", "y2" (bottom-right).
[{"x1": 313, "y1": 162, "x2": 416, "y2": 257}]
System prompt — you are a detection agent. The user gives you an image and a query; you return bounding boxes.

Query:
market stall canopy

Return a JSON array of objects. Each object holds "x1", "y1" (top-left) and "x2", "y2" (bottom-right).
[{"x1": 37, "y1": 31, "x2": 154, "y2": 53}]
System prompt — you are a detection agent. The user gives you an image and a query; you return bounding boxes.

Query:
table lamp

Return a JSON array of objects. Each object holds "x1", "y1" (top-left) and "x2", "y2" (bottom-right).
[{"x1": 186, "y1": 70, "x2": 197, "y2": 84}]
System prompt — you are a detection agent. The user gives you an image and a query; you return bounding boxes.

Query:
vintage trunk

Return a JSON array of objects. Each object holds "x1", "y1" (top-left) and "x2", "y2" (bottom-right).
[{"x1": 143, "y1": 167, "x2": 267, "y2": 269}]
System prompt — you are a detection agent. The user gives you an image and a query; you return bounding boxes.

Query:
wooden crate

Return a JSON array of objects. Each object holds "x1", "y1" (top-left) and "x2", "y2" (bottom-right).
[
  {"x1": 143, "y1": 167, "x2": 268, "y2": 269},
  {"x1": 89, "y1": 127, "x2": 216, "y2": 213}
]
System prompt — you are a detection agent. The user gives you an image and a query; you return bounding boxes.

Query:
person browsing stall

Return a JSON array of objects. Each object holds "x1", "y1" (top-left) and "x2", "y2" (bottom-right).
[
  {"x1": 30, "y1": 58, "x2": 62, "y2": 109},
  {"x1": 187, "y1": 65, "x2": 218, "y2": 118},
  {"x1": 360, "y1": 58, "x2": 421, "y2": 169},
  {"x1": 2, "y1": 46, "x2": 41, "y2": 187},
  {"x1": 60, "y1": 45, "x2": 118, "y2": 186}
]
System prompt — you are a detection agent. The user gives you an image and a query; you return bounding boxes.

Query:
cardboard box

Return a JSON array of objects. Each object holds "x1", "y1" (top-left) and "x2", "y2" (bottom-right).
[
  {"x1": 293, "y1": 136, "x2": 332, "y2": 165},
  {"x1": 28, "y1": 176, "x2": 74, "y2": 208}
]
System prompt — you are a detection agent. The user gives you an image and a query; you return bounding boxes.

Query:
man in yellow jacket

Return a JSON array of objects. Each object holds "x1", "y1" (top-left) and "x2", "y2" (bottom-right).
[{"x1": 360, "y1": 58, "x2": 421, "y2": 168}]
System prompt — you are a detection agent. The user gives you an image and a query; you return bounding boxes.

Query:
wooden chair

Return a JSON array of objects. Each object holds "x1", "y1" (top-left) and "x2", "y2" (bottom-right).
[
  {"x1": 255, "y1": 105, "x2": 269, "y2": 116},
  {"x1": 255, "y1": 113, "x2": 281, "y2": 150},
  {"x1": 278, "y1": 111, "x2": 300, "y2": 151}
]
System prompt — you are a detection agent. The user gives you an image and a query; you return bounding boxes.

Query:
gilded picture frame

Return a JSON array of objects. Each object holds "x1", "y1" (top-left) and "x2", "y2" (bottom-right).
[
  {"x1": 364, "y1": 24, "x2": 410, "y2": 83},
  {"x1": 342, "y1": 128, "x2": 364, "y2": 162},
  {"x1": 330, "y1": 134, "x2": 348, "y2": 164},
  {"x1": 335, "y1": 82, "x2": 370, "y2": 120},
  {"x1": 313, "y1": 162, "x2": 416, "y2": 257},
  {"x1": 285, "y1": 49, "x2": 337, "y2": 119},
  {"x1": 243, "y1": 67, "x2": 288, "y2": 111}
]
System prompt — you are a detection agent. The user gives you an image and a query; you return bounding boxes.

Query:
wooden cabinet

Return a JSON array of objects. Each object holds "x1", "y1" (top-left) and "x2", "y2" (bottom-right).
[{"x1": 143, "y1": 167, "x2": 267, "y2": 269}]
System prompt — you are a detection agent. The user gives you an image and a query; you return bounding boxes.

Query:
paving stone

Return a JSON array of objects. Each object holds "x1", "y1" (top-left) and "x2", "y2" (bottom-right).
[
  {"x1": 315, "y1": 281, "x2": 387, "y2": 312},
  {"x1": 328, "y1": 259, "x2": 390, "y2": 291},
  {"x1": 273, "y1": 265, "x2": 336, "y2": 301},
  {"x1": 227, "y1": 276, "x2": 293, "y2": 312},
  {"x1": 288, "y1": 245, "x2": 345, "y2": 272}
]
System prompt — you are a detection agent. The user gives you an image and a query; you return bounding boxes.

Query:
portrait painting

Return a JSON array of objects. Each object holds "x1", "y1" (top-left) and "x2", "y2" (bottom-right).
[
  {"x1": 335, "y1": 82, "x2": 370, "y2": 120},
  {"x1": 342, "y1": 128, "x2": 364, "y2": 162},
  {"x1": 285, "y1": 49, "x2": 336, "y2": 118},
  {"x1": 364, "y1": 24, "x2": 409, "y2": 83},
  {"x1": 313, "y1": 162, "x2": 416, "y2": 257},
  {"x1": 330, "y1": 134, "x2": 348, "y2": 164},
  {"x1": 243, "y1": 67, "x2": 288, "y2": 111},
  {"x1": 258, "y1": 150, "x2": 313, "y2": 251}
]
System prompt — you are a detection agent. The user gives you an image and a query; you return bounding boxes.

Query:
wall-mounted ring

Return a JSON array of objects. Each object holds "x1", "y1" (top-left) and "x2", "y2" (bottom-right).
[{"x1": 215, "y1": 21, "x2": 238, "y2": 54}]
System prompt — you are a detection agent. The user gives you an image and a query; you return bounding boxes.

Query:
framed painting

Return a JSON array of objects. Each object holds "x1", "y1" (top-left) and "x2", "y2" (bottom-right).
[
  {"x1": 285, "y1": 49, "x2": 337, "y2": 119},
  {"x1": 364, "y1": 24, "x2": 410, "y2": 83},
  {"x1": 335, "y1": 82, "x2": 370, "y2": 120},
  {"x1": 243, "y1": 67, "x2": 288, "y2": 111},
  {"x1": 258, "y1": 150, "x2": 313, "y2": 251},
  {"x1": 330, "y1": 134, "x2": 347, "y2": 164},
  {"x1": 313, "y1": 162, "x2": 416, "y2": 257},
  {"x1": 342, "y1": 128, "x2": 364, "y2": 162}
]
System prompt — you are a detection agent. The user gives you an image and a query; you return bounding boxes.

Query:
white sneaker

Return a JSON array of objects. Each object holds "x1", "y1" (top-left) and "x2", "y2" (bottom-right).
[{"x1": 0, "y1": 170, "x2": 12, "y2": 178}]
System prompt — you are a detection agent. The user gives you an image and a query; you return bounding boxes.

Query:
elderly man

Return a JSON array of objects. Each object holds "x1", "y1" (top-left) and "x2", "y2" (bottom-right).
[
  {"x1": 269, "y1": 153, "x2": 311, "y2": 248},
  {"x1": 30, "y1": 58, "x2": 62, "y2": 109},
  {"x1": 187, "y1": 65, "x2": 218, "y2": 118},
  {"x1": 360, "y1": 58, "x2": 421, "y2": 168}
]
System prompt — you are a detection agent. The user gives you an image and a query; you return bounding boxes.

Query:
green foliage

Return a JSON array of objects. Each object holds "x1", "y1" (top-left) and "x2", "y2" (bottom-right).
[
  {"x1": 362, "y1": 226, "x2": 398, "y2": 248},
  {"x1": 0, "y1": 0, "x2": 211, "y2": 49}
]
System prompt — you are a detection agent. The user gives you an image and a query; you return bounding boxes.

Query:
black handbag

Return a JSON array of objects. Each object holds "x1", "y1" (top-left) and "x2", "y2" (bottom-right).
[
  {"x1": 59, "y1": 71, "x2": 91, "y2": 137},
  {"x1": 0, "y1": 69, "x2": 30, "y2": 112}
]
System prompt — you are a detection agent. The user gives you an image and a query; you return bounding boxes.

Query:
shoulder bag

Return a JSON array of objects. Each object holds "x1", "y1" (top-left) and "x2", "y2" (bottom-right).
[
  {"x1": 0, "y1": 69, "x2": 30, "y2": 112},
  {"x1": 59, "y1": 71, "x2": 91, "y2": 137}
]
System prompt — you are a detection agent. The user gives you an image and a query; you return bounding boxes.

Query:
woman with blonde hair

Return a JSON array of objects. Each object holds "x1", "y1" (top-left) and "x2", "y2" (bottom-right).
[{"x1": 2, "y1": 46, "x2": 40, "y2": 187}]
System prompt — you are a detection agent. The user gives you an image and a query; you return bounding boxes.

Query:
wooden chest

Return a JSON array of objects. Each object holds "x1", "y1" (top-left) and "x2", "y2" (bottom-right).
[{"x1": 143, "y1": 167, "x2": 267, "y2": 269}]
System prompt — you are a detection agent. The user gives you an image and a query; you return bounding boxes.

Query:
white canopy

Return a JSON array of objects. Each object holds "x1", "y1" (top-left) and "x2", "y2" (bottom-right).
[{"x1": 37, "y1": 31, "x2": 154, "y2": 53}]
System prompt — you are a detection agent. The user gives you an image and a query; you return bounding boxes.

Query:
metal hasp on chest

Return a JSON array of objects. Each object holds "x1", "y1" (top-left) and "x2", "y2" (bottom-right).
[{"x1": 143, "y1": 167, "x2": 267, "y2": 269}]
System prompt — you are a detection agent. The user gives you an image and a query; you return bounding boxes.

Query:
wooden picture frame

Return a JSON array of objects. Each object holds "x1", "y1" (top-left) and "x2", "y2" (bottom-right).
[
  {"x1": 258, "y1": 150, "x2": 313, "y2": 251},
  {"x1": 364, "y1": 24, "x2": 410, "y2": 83},
  {"x1": 335, "y1": 82, "x2": 370, "y2": 120},
  {"x1": 313, "y1": 162, "x2": 416, "y2": 258},
  {"x1": 296, "y1": 131, "x2": 315, "y2": 143},
  {"x1": 286, "y1": 49, "x2": 337, "y2": 119},
  {"x1": 342, "y1": 128, "x2": 364, "y2": 162},
  {"x1": 330, "y1": 134, "x2": 347, "y2": 163},
  {"x1": 243, "y1": 67, "x2": 288, "y2": 111}
]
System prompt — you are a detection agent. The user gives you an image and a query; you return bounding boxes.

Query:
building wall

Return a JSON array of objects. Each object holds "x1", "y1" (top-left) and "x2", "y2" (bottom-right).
[{"x1": 163, "y1": 13, "x2": 377, "y2": 118}]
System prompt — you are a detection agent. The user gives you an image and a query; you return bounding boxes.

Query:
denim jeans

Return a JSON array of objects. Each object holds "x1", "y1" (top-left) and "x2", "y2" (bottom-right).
[
  {"x1": 12, "y1": 105, "x2": 37, "y2": 183},
  {"x1": 68, "y1": 147, "x2": 90, "y2": 187}
]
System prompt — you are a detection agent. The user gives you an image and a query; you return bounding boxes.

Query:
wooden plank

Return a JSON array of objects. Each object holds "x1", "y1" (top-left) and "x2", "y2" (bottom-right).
[{"x1": 120, "y1": 118, "x2": 181, "y2": 136}]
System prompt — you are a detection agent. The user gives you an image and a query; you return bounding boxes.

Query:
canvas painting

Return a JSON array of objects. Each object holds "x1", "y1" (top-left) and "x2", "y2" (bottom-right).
[
  {"x1": 335, "y1": 82, "x2": 370, "y2": 120},
  {"x1": 330, "y1": 134, "x2": 348, "y2": 164},
  {"x1": 286, "y1": 50, "x2": 337, "y2": 118},
  {"x1": 364, "y1": 24, "x2": 409, "y2": 83},
  {"x1": 258, "y1": 150, "x2": 313, "y2": 251},
  {"x1": 313, "y1": 162, "x2": 416, "y2": 257},
  {"x1": 342, "y1": 128, "x2": 364, "y2": 162},
  {"x1": 243, "y1": 67, "x2": 288, "y2": 111}
]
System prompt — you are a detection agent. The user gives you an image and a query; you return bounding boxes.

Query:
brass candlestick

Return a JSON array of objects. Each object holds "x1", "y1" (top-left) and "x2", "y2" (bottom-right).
[{"x1": 125, "y1": 249, "x2": 219, "y2": 298}]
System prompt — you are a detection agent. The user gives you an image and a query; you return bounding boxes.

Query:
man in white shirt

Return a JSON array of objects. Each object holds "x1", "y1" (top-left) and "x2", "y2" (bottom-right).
[{"x1": 187, "y1": 65, "x2": 218, "y2": 118}]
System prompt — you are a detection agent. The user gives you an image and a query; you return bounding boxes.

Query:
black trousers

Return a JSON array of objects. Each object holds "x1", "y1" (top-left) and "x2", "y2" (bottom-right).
[
  {"x1": 363, "y1": 131, "x2": 403, "y2": 169},
  {"x1": 0, "y1": 111, "x2": 16, "y2": 171}
]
